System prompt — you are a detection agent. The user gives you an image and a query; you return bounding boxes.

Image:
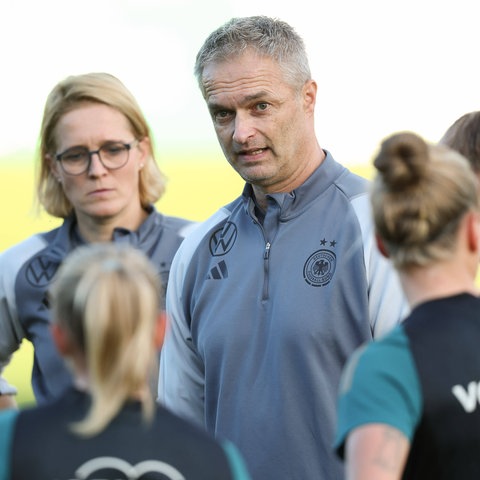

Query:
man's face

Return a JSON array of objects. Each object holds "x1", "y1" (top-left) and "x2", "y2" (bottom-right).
[{"x1": 202, "y1": 50, "x2": 316, "y2": 194}]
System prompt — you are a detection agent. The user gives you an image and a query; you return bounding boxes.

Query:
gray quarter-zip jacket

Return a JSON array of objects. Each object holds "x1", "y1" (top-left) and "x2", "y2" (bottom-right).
[
  {"x1": 0, "y1": 206, "x2": 194, "y2": 404},
  {"x1": 159, "y1": 151, "x2": 408, "y2": 480}
]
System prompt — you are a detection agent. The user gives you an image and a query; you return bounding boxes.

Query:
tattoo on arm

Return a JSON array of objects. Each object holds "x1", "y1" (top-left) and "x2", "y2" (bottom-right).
[{"x1": 373, "y1": 426, "x2": 407, "y2": 472}]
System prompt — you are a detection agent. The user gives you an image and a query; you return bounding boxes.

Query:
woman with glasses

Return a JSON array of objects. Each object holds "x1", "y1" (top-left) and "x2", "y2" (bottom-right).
[
  {"x1": 0, "y1": 72, "x2": 195, "y2": 409},
  {"x1": 334, "y1": 132, "x2": 480, "y2": 479},
  {"x1": 0, "y1": 243, "x2": 251, "y2": 479}
]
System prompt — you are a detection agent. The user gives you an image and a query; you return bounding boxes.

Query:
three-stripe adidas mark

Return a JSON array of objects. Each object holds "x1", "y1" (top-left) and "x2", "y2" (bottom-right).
[{"x1": 207, "y1": 260, "x2": 228, "y2": 279}]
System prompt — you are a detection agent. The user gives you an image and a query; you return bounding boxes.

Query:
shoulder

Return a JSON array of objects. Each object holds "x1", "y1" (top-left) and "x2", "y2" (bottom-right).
[
  {"x1": 0, "y1": 233, "x2": 53, "y2": 303},
  {"x1": 158, "y1": 213, "x2": 198, "y2": 238},
  {"x1": 0, "y1": 233, "x2": 50, "y2": 271},
  {"x1": 340, "y1": 326, "x2": 412, "y2": 388},
  {"x1": 12, "y1": 390, "x2": 88, "y2": 445},
  {"x1": 335, "y1": 169, "x2": 369, "y2": 199},
  {"x1": 146, "y1": 208, "x2": 195, "y2": 236},
  {"x1": 404, "y1": 294, "x2": 480, "y2": 335},
  {"x1": 170, "y1": 206, "x2": 234, "y2": 264},
  {"x1": 324, "y1": 151, "x2": 370, "y2": 201},
  {"x1": 335, "y1": 326, "x2": 422, "y2": 454},
  {"x1": 335, "y1": 173, "x2": 372, "y2": 228},
  {"x1": 322, "y1": 153, "x2": 372, "y2": 221}
]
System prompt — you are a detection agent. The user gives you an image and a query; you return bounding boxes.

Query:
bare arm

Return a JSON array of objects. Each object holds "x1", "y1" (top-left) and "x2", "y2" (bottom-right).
[
  {"x1": 0, "y1": 394, "x2": 17, "y2": 410},
  {"x1": 345, "y1": 423, "x2": 410, "y2": 480}
]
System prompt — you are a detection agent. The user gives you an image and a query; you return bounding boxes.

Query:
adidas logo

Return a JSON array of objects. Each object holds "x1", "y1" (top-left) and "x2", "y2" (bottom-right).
[{"x1": 207, "y1": 260, "x2": 228, "y2": 279}]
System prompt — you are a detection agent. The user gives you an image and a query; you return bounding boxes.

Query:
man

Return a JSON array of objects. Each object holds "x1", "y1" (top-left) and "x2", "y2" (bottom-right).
[{"x1": 159, "y1": 16, "x2": 407, "y2": 480}]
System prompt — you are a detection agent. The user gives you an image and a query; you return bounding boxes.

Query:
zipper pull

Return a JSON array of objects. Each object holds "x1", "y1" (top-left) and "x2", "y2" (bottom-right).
[{"x1": 264, "y1": 242, "x2": 271, "y2": 259}]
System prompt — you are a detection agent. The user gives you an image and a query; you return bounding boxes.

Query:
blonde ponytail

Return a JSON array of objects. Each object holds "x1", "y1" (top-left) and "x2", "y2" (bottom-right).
[{"x1": 49, "y1": 244, "x2": 162, "y2": 437}]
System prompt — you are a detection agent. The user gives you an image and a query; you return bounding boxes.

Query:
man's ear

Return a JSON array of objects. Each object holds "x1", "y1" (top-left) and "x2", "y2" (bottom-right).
[
  {"x1": 303, "y1": 79, "x2": 317, "y2": 115},
  {"x1": 375, "y1": 234, "x2": 390, "y2": 258},
  {"x1": 50, "y1": 323, "x2": 72, "y2": 356},
  {"x1": 154, "y1": 311, "x2": 167, "y2": 350}
]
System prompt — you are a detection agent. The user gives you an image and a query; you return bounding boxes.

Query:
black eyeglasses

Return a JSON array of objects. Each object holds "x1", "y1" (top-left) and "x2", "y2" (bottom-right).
[{"x1": 55, "y1": 139, "x2": 139, "y2": 176}]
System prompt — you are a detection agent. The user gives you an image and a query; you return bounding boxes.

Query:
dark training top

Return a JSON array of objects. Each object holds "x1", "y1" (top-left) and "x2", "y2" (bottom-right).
[
  {"x1": 336, "y1": 293, "x2": 480, "y2": 479},
  {"x1": 0, "y1": 388, "x2": 251, "y2": 479}
]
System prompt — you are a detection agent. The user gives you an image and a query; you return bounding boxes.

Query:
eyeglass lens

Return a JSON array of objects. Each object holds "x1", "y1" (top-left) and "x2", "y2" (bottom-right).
[{"x1": 58, "y1": 142, "x2": 131, "y2": 175}]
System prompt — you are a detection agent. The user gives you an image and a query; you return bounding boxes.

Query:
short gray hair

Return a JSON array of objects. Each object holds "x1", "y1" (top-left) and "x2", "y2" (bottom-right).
[{"x1": 194, "y1": 16, "x2": 311, "y2": 96}]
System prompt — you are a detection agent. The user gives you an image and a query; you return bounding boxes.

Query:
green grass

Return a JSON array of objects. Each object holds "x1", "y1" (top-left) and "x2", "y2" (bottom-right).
[{"x1": 1, "y1": 154, "x2": 372, "y2": 407}]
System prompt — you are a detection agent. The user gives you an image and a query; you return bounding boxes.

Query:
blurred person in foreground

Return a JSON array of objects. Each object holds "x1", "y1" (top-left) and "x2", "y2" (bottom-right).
[
  {"x1": 335, "y1": 132, "x2": 480, "y2": 479},
  {"x1": 0, "y1": 72, "x2": 195, "y2": 409},
  {"x1": 158, "y1": 15, "x2": 407, "y2": 480},
  {"x1": 0, "y1": 244, "x2": 251, "y2": 479}
]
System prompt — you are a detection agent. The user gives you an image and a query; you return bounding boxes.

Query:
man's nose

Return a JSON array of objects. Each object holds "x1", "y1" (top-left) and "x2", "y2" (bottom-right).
[{"x1": 232, "y1": 112, "x2": 255, "y2": 144}]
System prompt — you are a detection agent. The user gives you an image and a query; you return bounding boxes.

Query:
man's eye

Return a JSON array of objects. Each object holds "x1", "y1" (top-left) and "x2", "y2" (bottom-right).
[
  {"x1": 256, "y1": 103, "x2": 268, "y2": 112},
  {"x1": 214, "y1": 110, "x2": 231, "y2": 121}
]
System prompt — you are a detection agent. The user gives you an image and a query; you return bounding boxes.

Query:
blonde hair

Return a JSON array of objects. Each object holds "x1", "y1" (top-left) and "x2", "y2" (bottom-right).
[
  {"x1": 37, "y1": 72, "x2": 166, "y2": 217},
  {"x1": 49, "y1": 243, "x2": 163, "y2": 437},
  {"x1": 371, "y1": 132, "x2": 479, "y2": 269}
]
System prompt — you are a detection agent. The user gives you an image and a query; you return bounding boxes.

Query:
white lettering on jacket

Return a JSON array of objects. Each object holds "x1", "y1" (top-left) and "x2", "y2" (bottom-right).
[{"x1": 452, "y1": 381, "x2": 480, "y2": 413}]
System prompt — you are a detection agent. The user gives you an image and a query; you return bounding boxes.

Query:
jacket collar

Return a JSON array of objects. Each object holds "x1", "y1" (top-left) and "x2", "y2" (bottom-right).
[
  {"x1": 45, "y1": 205, "x2": 161, "y2": 262},
  {"x1": 241, "y1": 150, "x2": 347, "y2": 218}
]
